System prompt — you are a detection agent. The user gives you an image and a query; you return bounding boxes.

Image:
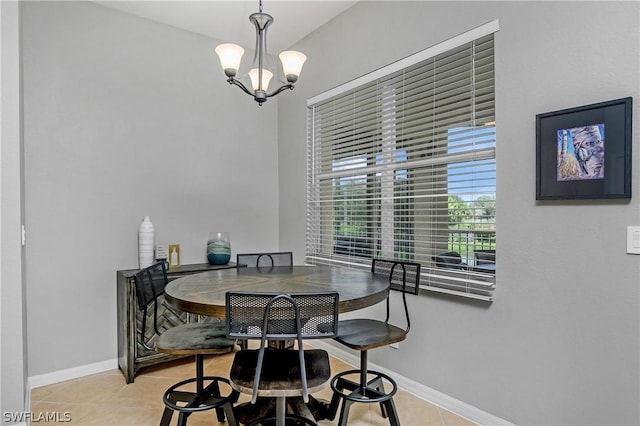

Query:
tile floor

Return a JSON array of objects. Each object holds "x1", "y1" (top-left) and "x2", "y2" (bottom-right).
[{"x1": 30, "y1": 351, "x2": 476, "y2": 426}]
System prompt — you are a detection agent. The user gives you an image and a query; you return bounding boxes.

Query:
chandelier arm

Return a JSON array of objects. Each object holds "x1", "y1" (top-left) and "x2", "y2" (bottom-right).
[
  {"x1": 266, "y1": 83, "x2": 295, "y2": 98},
  {"x1": 227, "y1": 78, "x2": 255, "y2": 97}
]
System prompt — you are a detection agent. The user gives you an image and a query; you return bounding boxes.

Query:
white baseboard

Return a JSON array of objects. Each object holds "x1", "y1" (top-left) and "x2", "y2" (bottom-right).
[
  {"x1": 310, "y1": 340, "x2": 513, "y2": 426},
  {"x1": 28, "y1": 358, "x2": 118, "y2": 390}
]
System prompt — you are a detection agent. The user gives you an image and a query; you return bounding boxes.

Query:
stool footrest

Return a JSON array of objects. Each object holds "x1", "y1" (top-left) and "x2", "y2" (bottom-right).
[
  {"x1": 329, "y1": 369, "x2": 401, "y2": 426},
  {"x1": 161, "y1": 375, "x2": 239, "y2": 426},
  {"x1": 330, "y1": 369, "x2": 398, "y2": 403}
]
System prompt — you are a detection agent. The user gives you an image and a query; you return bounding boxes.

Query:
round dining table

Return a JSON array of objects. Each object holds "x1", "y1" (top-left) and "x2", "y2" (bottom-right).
[
  {"x1": 164, "y1": 265, "x2": 390, "y2": 317},
  {"x1": 163, "y1": 264, "x2": 391, "y2": 423}
]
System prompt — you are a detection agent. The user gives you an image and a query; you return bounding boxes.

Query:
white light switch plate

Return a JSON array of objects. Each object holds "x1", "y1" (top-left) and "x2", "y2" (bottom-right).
[{"x1": 627, "y1": 226, "x2": 640, "y2": 254}]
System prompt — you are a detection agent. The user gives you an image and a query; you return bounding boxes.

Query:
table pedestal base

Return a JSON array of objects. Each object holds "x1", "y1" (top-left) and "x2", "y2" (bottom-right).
[{"x1": 234, "y1": 396, "x2": 333, "y2": 425}]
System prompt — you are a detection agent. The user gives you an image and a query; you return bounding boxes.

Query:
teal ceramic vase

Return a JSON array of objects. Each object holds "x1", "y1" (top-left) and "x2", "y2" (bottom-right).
[{"x1": 207, "y1": 232, "x2": 231, "y2": 265}]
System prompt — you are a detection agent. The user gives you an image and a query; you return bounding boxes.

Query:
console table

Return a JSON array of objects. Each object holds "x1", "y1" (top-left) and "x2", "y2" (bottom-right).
[{"x1": 116, "y1": 262, "x2": 236, "y2": 383}]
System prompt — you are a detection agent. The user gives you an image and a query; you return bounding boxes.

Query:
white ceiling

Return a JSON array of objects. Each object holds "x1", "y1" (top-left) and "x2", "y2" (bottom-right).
[{"x1": 93, "y1": 1, "x2": 358, "y2": 53}]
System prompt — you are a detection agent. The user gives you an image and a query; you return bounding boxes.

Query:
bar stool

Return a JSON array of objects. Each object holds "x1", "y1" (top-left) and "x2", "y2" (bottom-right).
[
  {"x1": 156, "y1": 321, "x2": 239, "y2": 426},
  {"x1": 134, "y1": 262, "x2": 238, "y2": 426},
  {"x1": 226, "y1": 291, "x2": 339, "y2": 426},
  {"x1": 328, "y1": 259, "x2": 420, "y2": 426}
]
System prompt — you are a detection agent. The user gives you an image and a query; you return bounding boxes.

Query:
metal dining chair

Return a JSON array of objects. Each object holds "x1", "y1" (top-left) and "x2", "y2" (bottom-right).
[
  {"x1": 226, "y1": 291, "x2": 339, "y2": 426},
  {"x1": 156, "y1": 323, "x2": 239, "y2": 426},
  {"x1": 236, "y1": 251, "x2": 293, "y2": 268},
  {"x1": 328, "y1": 259, "x2": 420, "y2": 426},
  {"x1": 135, "y1": 262, "x2": 238, "y2": 426}
]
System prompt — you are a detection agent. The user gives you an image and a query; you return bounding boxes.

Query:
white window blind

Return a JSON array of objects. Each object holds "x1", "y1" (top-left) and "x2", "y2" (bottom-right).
[{"x1": 306, "y1": 21, "x2": 498, "y2": 301}]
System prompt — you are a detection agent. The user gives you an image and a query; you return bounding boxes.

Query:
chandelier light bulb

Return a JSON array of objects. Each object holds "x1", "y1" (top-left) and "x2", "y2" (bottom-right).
[
  {"x1": 279, "y1": 51, "x2": 307, "y2": 83},
  {"x1": 215, "y1": 43, "x2": 245, "y2": 77},
  {"x1": 249, "y1": 68, "x2": 273, "y2": 91}
]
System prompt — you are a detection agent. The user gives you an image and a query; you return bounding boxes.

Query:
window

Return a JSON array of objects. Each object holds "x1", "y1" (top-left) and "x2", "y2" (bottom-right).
[{"x1": 306, "y1": 21, "x2": 498, "y2": 301}]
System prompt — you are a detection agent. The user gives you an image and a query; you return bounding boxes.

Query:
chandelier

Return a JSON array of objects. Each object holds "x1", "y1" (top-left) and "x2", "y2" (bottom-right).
[{"x1": 214, "y1": 0, "x2": 307, "y2": 106}]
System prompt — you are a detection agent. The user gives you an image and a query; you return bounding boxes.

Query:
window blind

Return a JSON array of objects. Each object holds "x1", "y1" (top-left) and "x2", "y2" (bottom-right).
[{"x1": 306, "y1": 21, "x2": 498, "y2": 301}]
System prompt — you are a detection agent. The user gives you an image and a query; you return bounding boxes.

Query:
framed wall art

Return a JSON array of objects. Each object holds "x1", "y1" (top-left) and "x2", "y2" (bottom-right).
[{"x1": 536, "y1": 97, "x2": 632, "y2": 200}]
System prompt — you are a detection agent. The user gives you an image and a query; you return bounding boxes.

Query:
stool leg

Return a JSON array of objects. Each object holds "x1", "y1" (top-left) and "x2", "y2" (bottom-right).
[
  {"x1": 328, "y1": 381, "x2": 343, "y2": 419},
  {"x1": 195, "y1": 355, "x2": 204, "y2": 393},
  {"x1": 222, "y1": 401, "x2": 238, "y2": 426},
  {"x1": 337, "y1": 398, "x2": 353, "y2": 426},
  {"x1": 328, "y1": 375, "x2": 354, "y2": 420},
  {"x1": 207, "y1": 379, "x2": 226, "y2": 422},
  {"x1": 276, "y1": 397, "x2": 286, "y2": 426},
  {"x1": 359, "y1": 351, "x2": 368, "y2": 395},
  {"x1": 177, "y1": 412, "x2": 189, "y2": 426},
  {"x1": 370, "y1": 375, "x2": 388, "y2": 418},
  {"x1": 159, "y1": 405, "x2": 174, "y2": 426},
  {"x1": 382, "y1": 398, "x2": 401, "y2": 426}
]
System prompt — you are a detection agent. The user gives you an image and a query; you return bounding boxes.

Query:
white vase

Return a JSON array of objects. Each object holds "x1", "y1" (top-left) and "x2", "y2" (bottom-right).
[{"x1": 138, "y1": 216, "x2": 155, "y2": 269}]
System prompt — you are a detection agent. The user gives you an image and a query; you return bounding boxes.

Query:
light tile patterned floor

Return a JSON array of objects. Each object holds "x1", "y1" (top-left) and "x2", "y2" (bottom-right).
[{"x1": 30, "y1": 351, "x2": 476, "y2": 426}]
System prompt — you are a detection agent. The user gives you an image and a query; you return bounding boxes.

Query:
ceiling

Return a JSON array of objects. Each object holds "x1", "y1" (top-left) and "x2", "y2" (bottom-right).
[{"x1": 93, "y1": 1, "x2": 358, "y2": 53}]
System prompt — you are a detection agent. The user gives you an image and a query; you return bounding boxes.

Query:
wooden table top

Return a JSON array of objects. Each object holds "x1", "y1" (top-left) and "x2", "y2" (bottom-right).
[{"x1": 164, "y1": 265, "x2": 390, "y2": 317}]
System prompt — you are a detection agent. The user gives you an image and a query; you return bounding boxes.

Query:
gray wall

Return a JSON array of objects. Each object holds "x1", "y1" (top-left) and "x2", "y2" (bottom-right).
[
  {"x1": 22, "y1": 1, "x2": 280, "y2": 377},
  {"x1": 1, "y1": 0, "x2": 28, "y2": 421},
  {"x1": 278, "y1": 1, "x2": 640, "y2": 425}
]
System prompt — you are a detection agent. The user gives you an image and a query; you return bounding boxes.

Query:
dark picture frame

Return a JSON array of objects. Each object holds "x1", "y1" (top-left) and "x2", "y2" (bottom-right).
[{"x1": 536, "y1": 97, "x2": 632, "y2": 200}]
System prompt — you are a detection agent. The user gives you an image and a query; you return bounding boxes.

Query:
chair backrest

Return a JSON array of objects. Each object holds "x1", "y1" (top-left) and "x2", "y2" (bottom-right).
[
  {"x1": 226, "y1": 292, "x2": 338, "y2": 341},
  {"x1": 372, "y1": 259, "x2": 420, "y2": 334},
  {"x1": 226, "y1": 291, "x2": 339, "y2": 403},
  {"x1": 133, "y1": 262, "x2": 168, "y2": 349},
  {"x1": 432, "y1": 251, "x2": 462, "y2": 269},
  {"x1": 372, "y1": 258, "x2": 421, "y2": 295},
  {"x1": 134, "y1": 262, "x2": 167, "y2": 309},
  {"x1": 475, "y1": 250, "x2": 496, "y2": 265},
  {"x1": 236, "y1": 251, "x2": 293, "y2": 268}
]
